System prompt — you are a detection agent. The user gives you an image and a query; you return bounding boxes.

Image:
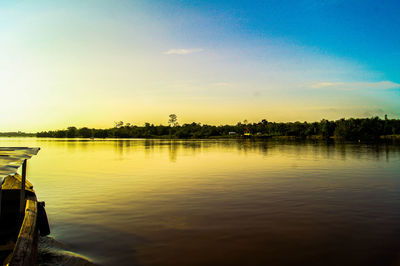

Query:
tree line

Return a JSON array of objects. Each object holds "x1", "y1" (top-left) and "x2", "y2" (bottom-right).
[
  {"x1": 35, "y1": 115, "x2": 400, "y2": 140},
  {"x1": 0, "y1": 132, "x2": 35, "y2": 137}
]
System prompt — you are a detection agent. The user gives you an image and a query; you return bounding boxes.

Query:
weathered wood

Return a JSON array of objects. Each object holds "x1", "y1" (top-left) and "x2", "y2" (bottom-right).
[
  {"x1": 19, "y1": 160, "x2": 27, "y2": 216},
  {"x1": 8, "y1": 199, "x2": 37, "y2": 266},
  {"x1": 3, "y1": 252, "x2": 13, "y2": 266},
  {"x1": 1, "y1": 174, "x2": 34, "y2": 192},
  {"x1": 0, "y1": 188, "x2": 2, "y2": 219}
]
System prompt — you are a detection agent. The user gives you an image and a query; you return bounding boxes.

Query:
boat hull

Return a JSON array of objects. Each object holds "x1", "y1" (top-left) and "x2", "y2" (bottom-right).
[{"x1": 1, "y1": 174, "x2": 49, "y2": 266}]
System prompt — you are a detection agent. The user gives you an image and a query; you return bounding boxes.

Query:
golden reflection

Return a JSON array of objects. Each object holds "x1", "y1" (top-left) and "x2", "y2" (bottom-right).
[{"x1": 0, "y1": 138, "x2": 399, "y2": 265}]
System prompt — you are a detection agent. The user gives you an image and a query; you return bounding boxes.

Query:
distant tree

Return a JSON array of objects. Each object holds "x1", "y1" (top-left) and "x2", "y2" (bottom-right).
[
  {"x1": 93, "y1": 129, "x2": 110, "y2": 138},
  {"x1": 67, "y1": 126, "x2": 77, "y2": 138},
  {"x1": 114, "y1": 121, "x2": 124, "y2": 128},
  {"x1": 320, "y1": 119, "x2": 335, "y2": 138},
  {"x1": 168, "y1": 114, "x2": 178, "y2": 127},
  {"x1": 35, "y1": 117, "x2": 400, "y2": 140},
  {"x1": 78, "y1": 127, "x2": 92, "y2": 138},
  {"x1": 55, "y1": 130, "x2": 67, "y2": 138}
]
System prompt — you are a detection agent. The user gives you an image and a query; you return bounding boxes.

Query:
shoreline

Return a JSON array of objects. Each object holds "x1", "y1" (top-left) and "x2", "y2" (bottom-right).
[{"x1": 1, "y1": 135, "x2": 400, "y2": 141}]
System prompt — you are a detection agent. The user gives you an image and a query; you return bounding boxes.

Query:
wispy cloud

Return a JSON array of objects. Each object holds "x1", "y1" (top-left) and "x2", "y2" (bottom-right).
[
  {"x1": 211, "y1": 82, "x2": 231, "y2": 87},
  {"x1": 164, "y1": 48, "x2": 203, "y2": 55},
  {"x1": 311, "y1": 82, "x2": 342, "y2": 88},
  {"x1": 311, "y1": 81, "x2": 400, "y2": 90}
]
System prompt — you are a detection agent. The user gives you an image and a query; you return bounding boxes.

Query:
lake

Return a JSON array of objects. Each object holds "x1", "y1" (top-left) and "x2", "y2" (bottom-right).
[{"x1": 1, "y1": 138, "x2": 400, "y2": 266}]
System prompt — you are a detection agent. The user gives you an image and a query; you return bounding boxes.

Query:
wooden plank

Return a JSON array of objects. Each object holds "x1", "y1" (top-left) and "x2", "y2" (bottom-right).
[
  {"x1": 3, "y1": 253, "x2": 13, "y2": 266},
  {"x1": 1, "y1": 175, "x2": 34, "y2": 192},
  {"x1": 19, "y1": 160, "x2": 27, "y2": 216},
  {"x1": 7, "y1": 199, "x2": 37, "y2": 266},
  {"x1": 0, "y1": 188, "x2": 2, "y2": 219}
]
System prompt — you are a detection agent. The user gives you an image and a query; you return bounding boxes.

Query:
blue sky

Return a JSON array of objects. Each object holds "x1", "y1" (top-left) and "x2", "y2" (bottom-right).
[
  {"x1": 0, "y1": 0, "x2": 399, "y2": 131},
  {"x1": 148, "y1": 0, "x2": 400, "y2": 80}
]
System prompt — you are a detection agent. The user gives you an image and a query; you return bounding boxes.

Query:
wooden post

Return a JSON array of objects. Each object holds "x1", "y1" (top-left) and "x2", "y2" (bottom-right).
[
  {"x1": 0, "y1": 181, "x2": 2, "y2": 219},
  {"x1": 19, "y1": 159, "x2": 27, "y2": 217}
]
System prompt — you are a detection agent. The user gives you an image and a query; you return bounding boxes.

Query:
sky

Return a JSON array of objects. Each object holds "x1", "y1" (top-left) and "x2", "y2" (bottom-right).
[{"x1": 0, "y1": 0, "x2": 399, "y2": 131}]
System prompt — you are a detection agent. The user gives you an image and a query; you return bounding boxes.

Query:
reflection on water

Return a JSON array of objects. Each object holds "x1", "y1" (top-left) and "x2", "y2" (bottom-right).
[{"x1": 1, "y1": 138, "x2": 400, "y2": 265}]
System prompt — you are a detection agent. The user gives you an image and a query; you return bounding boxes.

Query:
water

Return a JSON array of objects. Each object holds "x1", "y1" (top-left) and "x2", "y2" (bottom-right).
[{"x1": 1, "y1": 138, "x2": 400, "y2": 266}]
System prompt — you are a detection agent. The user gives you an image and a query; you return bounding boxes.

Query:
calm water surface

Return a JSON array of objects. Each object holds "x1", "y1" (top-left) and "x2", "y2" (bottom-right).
[{"x1": 1, "y1": 138, "x2": 400, "y2": 266}]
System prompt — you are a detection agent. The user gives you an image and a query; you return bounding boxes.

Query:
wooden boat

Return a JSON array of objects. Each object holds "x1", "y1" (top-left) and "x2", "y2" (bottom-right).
[{"x1": 0, "y1": 147, "x2": 50, "y2": 266}]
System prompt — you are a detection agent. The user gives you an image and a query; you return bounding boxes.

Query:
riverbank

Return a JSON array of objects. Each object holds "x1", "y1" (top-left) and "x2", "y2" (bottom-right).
[
  {"x1": 2, "y1": 134, "x2": 400, "y2": 141},
  {"x1": 380, "y1": 134, "x2": 400, "y2": 139},
  {"x1": 33, "y1": 117, "x2": 400, "y2": 140}
]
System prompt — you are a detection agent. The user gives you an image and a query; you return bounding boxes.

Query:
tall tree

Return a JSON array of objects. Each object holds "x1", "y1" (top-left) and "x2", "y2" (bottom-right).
[{"x1": 168, "y1": 114, "x2": 178, "y2": 127}]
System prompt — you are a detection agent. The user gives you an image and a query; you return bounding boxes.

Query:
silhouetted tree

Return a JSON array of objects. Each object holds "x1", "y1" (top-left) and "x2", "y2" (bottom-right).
[
  {"x1": 36, "y1": 117, "x2": 400, "y2": 140},
  {"x1": 168, "y1": 114, "x2": 178, "y2": 127},
  {"x1": 78, "y1": 127, "x2": 92, "y2": 138},
  {"x1": 67, "y1": 127, "x2": 77, "y2": 138},
  {"x1": 114, "y1": 121, "x2": 124, "y2": 128}
]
